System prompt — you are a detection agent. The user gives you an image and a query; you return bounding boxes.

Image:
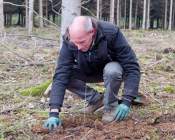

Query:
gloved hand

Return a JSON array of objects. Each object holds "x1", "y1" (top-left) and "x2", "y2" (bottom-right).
[
  {"x1": 44, "y1": 117, "x2": 62, "y2": 130},
  {"x1": 115, "y1": 103, "x2": 130, "y2": 121}
]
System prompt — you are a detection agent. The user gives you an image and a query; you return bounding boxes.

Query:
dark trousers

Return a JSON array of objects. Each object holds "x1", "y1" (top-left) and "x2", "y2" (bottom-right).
[{"x1": 67, "y1": 62, "x2": 123, "y2": 110}]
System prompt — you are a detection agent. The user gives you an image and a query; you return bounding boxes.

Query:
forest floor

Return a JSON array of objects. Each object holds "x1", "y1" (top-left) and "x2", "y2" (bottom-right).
[{"x1": 0, "y1": 27, "x2": 175, "y2": 140}]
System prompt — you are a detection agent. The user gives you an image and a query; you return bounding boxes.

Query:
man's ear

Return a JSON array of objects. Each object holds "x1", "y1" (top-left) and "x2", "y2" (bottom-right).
[{"x1": 89, "y1": 28, "x2": 96, "y2": 34}]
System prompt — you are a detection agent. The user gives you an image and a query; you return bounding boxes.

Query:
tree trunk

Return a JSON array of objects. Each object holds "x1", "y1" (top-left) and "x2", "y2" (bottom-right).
[
  {"x1": 134, "y1": 0, "x2": 138, "y2": 29},
  {"x1": 45, "y1": 0, "x2": 82, "y2": 96},
  {"x1": 25, "y1": 0, "x2": 29, "y2": 29},
  {"x1": 39, "y1": 0, "x2": 43, "y2": 27},
  {"x1": 124, "y1": 0, "x2": 127, "y2": 29},
  {"x1": 0, "y1": 0, "x2": 4, "y2": 32},
  {"x1": 146, "y1": 0, "x2": 150, "y2": 29},
  {"x1": 110, "y1": 0, "x2": 115, "y2": 23},
  {"x1": 168, "y1": 0, "x2": 173, "y2": 30},
  {"x1": 142, "y1": 0, "x2": 147, "y2": 29},
  {"x1": 164, "y1": 0, "x2": 168, "y2": 29},
  {"x1": 129, "y1": 0, "x2": 133, "y2": 29},
  {"x1": 117, "y1": 0, "x2": 120, "y2": 26},
  {"x1": 97, "y1": 0, "x2": 102, "y2": 19},
  {"x1": 46, "y1": 0, "x2": 48, "y2": 21},
  {"x1": 28, "y1": 0, "x2": 34, "y2": 35},
  {"x1": 60, "y1": 0, "x2": 81, "y2": 48}
]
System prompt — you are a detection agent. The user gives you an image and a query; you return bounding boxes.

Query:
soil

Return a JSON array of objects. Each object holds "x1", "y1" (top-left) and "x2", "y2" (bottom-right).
[{"x1": 31, "y1": 113, "x2": 175, "y2": 140}]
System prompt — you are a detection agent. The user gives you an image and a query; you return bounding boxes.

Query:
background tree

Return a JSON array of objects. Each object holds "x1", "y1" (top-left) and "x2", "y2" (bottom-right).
[
  {"x1": 168, "y1": 0, "x2": 173, "y2": 30},
  {"x1": 142, "y1": 0, "x2": 147, "y2": 29},
  {"x1": 110, "y1": 0, "x2": 115, "y2": 23},
  {"x1": 129, "y1": 0, "x2": 133, "y2": 29},
  {"x1": 28, "y1": 0, "x2": 34, "y2": 35},
  {"x1": 146, "y1": 0, "x2": 150, "y2": 29},
  {"x1": 117, "y1": 0, "x2": 120, "y2": 27},
  {"x1": 97, "y1": 0, "x2": 102, "y2": 19},
  {"x1": 164, "y1": 0, "x2": 168, "y2": 29},
  {"x1": 0, "y1": 0, "x2": 4, "y2": 32},
  {"x1": 39, "y1": 0, "x2": 43, "y2": 27},
  {"x1": 25, "y1": 0, "x2": 29, "y2": 29}
]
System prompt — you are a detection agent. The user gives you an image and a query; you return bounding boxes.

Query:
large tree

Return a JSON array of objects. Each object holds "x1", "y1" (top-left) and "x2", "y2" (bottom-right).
[
  {"x1": 45, "y1": 0, "x2": 82, "y2": 96},
  {"x1": 60, "y1": 0, "x2": 81, "y2": 47}
]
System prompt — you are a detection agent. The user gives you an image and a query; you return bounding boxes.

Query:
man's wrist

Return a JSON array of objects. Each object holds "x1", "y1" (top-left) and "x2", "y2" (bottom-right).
[
  {"x1": 49, "y1": 108, "x2": 61, "y2": 117},
  {"x1": 122, "y1": 95, "x2": 133, "y2": 107}
]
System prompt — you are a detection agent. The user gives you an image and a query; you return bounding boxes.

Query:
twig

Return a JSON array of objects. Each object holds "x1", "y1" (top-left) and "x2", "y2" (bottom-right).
[
  {"x1": 0, "y1": 102, "x2": 27, "y2": 114},
  {"x1": 12, "y1": 61, "x2": 55, "y2": 67},
  {"x1": 81, "y1": 129, "x2": 93, "y2": 140},
  {"x1": 1, "y1": 33, "x2": 58, "y2": 41},
  {"x1": 81, "y1": 6, "x2": 96, "y2": 17},
  {"x1": 0, "y1": 42, "x2": 32, "y2": 62}
]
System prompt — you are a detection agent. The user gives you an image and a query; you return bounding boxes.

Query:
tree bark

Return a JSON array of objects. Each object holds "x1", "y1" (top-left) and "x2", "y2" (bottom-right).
[
  {"x1": 134, "y1": 0, "x2": 138, "y2": 28},
  {"x1": 110, "y1": 0, "x2": 115, "y2": 23},
  {"x1": 60, "y1": 0, "x2": 81, "y2": 48},
  {"x1": 45, "y1": 0, "x2": 82, "y2": 96},
  {"x1": 124, "y1": 0, "x2": 127, "y2": 29},
  {"x1": 39, "y1": 0, "x2": 43, "y2": 27},
  {"x1": 129, "y1": 0, "x2": 133, "y2": 29},
  {"x1": 142, "y1": 0, "x2": 147, "y2": 29},
  {"x1": 97, "y1": 0, "x2": 102, "y2": 19},
  {"x1": 28, "y1": 0, "x2": 34, "y2": 35},
  {"x1": 25, "y1": 0, "x2": 29, "y2": 29},
  {"x1": 164, "y1": 0, "x2": 168, "y2": 29},
  {"x1": 117, "y1": 0, "x2": 120, "y2": 26},
  {"x1": 168, "y1": 0, "x2": 173, "y2": 30},
  {"x1": 0, "y1": 0, "x2": 4, "y2": 32},
  {"x1": 146, "y1": 0, "x2": 150, "y2": 29}
]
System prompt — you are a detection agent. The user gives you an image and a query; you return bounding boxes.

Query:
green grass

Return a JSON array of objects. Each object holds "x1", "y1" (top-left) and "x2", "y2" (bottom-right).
[
  {"x1": 163, "y1": 85, "x2": 175, "y2": 94},
  {"x1": 18, "y1": 80, "x2": 51, "y2": 96}
]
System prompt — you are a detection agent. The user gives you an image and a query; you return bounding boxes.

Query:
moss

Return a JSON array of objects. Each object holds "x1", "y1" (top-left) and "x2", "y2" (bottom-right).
[
  {"x1": 163, "y1": 85, "x2": 175, "y2": 94},
  {"x1": 18, "y1": 80, "x2": 51, "y2": 96}
]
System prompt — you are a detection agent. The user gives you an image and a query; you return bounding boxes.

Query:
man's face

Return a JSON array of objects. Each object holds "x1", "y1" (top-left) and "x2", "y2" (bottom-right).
[
  {"x1": 70, "y1": 29, "x2": 94, "y2": 52},
  {"x1": 68, "y1": 16, "x2": 95, "y2": 52}
]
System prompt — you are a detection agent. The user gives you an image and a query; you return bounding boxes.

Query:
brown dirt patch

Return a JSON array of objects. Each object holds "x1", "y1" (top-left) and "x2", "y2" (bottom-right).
[
  {"x1": 38, "y1": 114, "x2": 155, "y2": 140},
  {"x1": 31, "y1": 113, "x2": 175, "y2": 140}
]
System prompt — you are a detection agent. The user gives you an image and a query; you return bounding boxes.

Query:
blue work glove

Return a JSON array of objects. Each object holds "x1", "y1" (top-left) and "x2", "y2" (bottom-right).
[
  {"x1": 44, "y1": 117, "x2": 62, "y2": 130},
  {"x1": 115, "y1": 103, "x2": 130, "y2": 121}
]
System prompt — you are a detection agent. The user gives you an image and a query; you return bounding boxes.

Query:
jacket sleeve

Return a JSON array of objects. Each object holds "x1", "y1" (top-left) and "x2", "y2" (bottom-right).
[
  {"x1": 49, "y1": 41, "x2": 74, "y2": 109},
  {"x1": 113, "y1": 29, "x2": 141, "y2": 107}
]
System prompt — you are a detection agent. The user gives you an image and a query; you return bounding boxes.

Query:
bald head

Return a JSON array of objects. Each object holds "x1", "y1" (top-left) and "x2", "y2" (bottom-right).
[{"x1": 69, "y1": 16, "x2": 95, "y2": 52}]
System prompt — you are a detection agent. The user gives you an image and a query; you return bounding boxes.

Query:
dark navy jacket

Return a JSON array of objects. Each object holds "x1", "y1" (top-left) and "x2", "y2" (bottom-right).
[{"x1": 49, "y1": 21, "x2": 140, "y2": 109}]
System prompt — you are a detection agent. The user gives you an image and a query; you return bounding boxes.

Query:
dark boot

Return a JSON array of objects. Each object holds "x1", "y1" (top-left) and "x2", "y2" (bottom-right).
[
  {"x1": 102, "y1": 101, "x2": 118, "y2": 123},
  {"x1": 81, "y1": 95, "x2": 104, "y2": 114}
]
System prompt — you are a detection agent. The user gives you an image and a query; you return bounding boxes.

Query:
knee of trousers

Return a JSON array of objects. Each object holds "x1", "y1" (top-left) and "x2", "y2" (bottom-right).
[{"x1": 103, "y1": 62, "x2": 123, "y2": 80}]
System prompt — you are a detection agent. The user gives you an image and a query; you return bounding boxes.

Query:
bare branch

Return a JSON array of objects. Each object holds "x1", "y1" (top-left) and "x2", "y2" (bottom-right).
[
  {"x1": 3, "y1": 2, "x2": 60, "y2": 31},
  {"x1": 81, "y1": 6, "x2": 96, "y2": 17}
]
